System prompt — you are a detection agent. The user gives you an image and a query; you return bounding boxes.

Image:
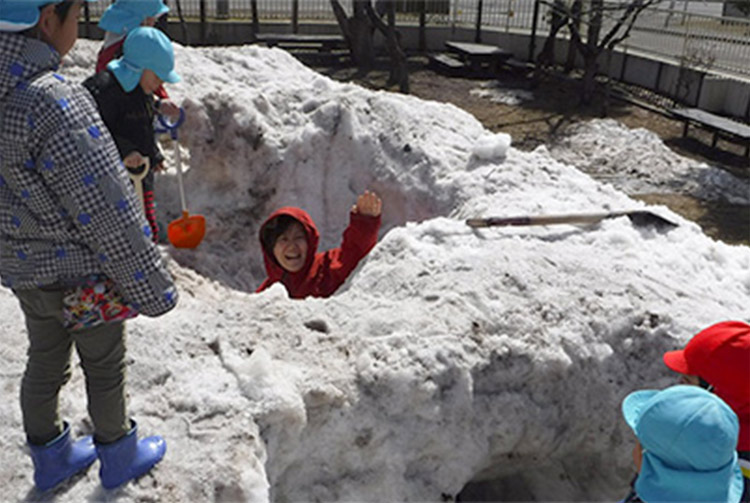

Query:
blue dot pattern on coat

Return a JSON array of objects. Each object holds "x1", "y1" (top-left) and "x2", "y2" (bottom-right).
[{"x1": 0, "y1": 33, "x2": 177, "y2": 317}]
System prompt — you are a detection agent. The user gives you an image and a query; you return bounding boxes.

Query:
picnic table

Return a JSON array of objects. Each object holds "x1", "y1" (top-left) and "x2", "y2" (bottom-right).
[
  {"x1": 444, "y1": 41, "x2": 513, "y2": 73},
  {"x1": 671, "y1": 107, "x2": 750, "y2": 158}
]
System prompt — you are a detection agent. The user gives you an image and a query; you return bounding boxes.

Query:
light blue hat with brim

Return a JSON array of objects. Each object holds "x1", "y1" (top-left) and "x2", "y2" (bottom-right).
[
  {"x1": 107, "y1": 26, "x2": 180, "y2": 92},
  {"x1": 0, "y1": 0, "x2": 98, "y2": 32},
  {"x1": 98, "y1": 0, "x2": 169, "y2": 35},
  {"x1": 623, "y1": 385, "x2": 744, "y2": 503}
]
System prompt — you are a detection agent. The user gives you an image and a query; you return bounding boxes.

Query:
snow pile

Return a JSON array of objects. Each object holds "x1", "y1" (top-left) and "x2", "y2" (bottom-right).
[
  {"x1": 0, "y1": 40, "x2": 747, "y2": 502},
  {"x1": 470, "y1": 82, "x2": 535, "y2": 106},
  {"x1": 548, "y1": 119, "x2": 750, "y2": 204}
]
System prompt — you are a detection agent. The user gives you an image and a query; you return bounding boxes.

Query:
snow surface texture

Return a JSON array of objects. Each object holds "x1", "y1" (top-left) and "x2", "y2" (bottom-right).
[
  {"x1": 1, "y1": 40, "x2": 748, "y2": 502},
  {"x1": 470, "y1": 82, "x2": 535, "y2": 106},
  {"x1": 548, "y1": 119, "x2": 750, "y2": 205}
]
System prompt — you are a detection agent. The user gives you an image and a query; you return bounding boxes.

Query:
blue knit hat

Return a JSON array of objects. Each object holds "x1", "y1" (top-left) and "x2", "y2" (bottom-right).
[
  {"x1": 0, "y1": 0, "x2": 98, "y2": 32},
  {"x1": 623, "y1": 385, "x2": 743, "y2": 503},
  {"x1": 98, "y1": 0, "x2": 169, "y2": 35},
  {"x1": 107, "y1": 26, "x2": 180, "y2": 93}
]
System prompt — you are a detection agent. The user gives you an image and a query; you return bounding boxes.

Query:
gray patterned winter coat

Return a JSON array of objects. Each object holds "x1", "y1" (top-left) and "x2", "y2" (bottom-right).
[{"x1": 0, "y1": 32, "x2": 177, "y2": 316}]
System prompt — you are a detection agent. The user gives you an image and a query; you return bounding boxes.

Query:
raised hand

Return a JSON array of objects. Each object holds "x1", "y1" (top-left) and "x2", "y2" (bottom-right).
[{"x1": 352, "y1": 190, "x2": 382, "y2": 217}]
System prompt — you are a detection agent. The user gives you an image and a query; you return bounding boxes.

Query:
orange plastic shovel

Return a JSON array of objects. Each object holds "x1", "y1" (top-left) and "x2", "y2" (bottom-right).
[{"x1": 160, "y1": 110, "x2": 205, "y2": 249}]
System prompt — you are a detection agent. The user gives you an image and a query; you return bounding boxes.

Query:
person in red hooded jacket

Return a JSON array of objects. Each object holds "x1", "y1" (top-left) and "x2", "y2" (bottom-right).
[
  {"x1": 256, "y1": 191, "x2": 382, "y2": 299},
  {"x1": 663, "y1": 321, "x2": 750, "y2": 503}
]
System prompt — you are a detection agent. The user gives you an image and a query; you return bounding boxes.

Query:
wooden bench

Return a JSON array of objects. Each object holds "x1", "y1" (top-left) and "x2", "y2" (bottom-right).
[
  {"x1": 504, "y1": 58, "x2": 535, "y2": 75},
  {"x1": 428, "y1": 53, "x2": 466, "y2": 76},
  {"x1": 671, "y1": 108, "x2": 750, "y2": 158},
  {"x1": 254, "y1": 33, "x2": 346, "y2": 53},
  {"x1": 444, "y1": 41, "x2": 513, "y2": 73}
]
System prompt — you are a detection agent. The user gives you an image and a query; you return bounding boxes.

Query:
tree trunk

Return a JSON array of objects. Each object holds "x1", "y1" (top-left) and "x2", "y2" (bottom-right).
[
  {"x1": 536, "y1": 0, "x2": 567, "y2": 68},
  {"x1": 366, "y1": 0, "x2": 409, "y2": 93},
  {"x1": 564, "y1": 0, "x2": 581, "y2": 72},
  {"x1": 534, "y1": 0, "x2": 567, "y2": 81},
  {"x1": 580, "y1": 0, "x2": 603, "y2": 104},
  {"x1": 330, "y1": 0, "x2": 376, "y2": 73}
]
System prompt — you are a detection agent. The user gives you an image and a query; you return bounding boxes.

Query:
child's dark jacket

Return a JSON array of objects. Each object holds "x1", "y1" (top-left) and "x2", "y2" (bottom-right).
[
  {"x1": 83, "y1": 69, "x2": 164, "y2": 168},
  {"x1": 256, "y1": 207, "x2": 380, "y2": 299}
]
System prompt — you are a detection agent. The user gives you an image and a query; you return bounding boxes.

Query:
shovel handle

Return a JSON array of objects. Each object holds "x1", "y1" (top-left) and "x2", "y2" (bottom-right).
[
  {"x1": 125, "y1": 157, "x2": 150, "y2": 212},
  {"x1": 466, "y1": 211, "x2": 677, "y2": 230},
  {"x1": 467, "y1": 213, "x2": 616, "y2": 227},
  {"x1": 156, "y1": 108, "x2": 186, "y2": 140}
]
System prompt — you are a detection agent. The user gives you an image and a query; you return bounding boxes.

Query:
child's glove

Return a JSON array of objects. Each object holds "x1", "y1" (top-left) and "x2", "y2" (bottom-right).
[{"x1": 62, "y1": 275, "x2": 138, "y2": 331}]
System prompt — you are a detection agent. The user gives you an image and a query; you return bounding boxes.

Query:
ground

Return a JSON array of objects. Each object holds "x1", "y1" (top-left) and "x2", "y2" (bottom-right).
[{"x1": 307, "y1": 54, "x2": 750, "y2": 246}]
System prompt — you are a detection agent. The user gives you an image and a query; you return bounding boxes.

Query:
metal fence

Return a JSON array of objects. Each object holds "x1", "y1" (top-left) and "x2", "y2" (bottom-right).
[{"x1": 85, "y1": 0, "x2": 750, "y2": 80}]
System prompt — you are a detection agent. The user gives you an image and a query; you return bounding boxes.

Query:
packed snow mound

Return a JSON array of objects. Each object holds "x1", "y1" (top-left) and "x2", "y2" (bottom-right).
[
  {"x1": 548, "y1": 118, "x2": 750, "y2": 204},
  {"x1": 66, "y1": 41, "x2": 517, "y2": 292},
  {"x1": 0, "y1": 40, "x2": 747, "y2": 502}
]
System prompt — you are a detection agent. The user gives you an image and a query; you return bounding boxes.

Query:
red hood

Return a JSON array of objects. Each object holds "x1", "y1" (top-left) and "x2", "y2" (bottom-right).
[{"x1": 258, "y1": 207, "x2": 319, "y2": 290}]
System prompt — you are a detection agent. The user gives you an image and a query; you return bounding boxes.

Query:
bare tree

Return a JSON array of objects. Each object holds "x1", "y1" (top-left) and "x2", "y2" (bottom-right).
[
  {"x1": 542, "y1": 0, "x2": 662, "y2": 103},
  {"x1": 330, "y1": 0, "x2": 409, "y2": 93}
]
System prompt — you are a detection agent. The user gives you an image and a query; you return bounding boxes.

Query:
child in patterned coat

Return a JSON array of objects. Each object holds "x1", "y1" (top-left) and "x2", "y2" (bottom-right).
[{"x1": 0, "y1": 0, "x2": 176, "y2": 492}]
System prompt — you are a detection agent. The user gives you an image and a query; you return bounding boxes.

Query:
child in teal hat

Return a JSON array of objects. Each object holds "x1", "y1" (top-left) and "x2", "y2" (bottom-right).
[
  {"x1": 84, "y1": 26, "x2": 181, "y2": 243},
  {"x1": 96, "y1": 0, "x2": 179, "y2": 116},
  {"x1": 0, "y1": 0, "x2": 176, "y2": 492},
  {"x1": 620, "y1": 385, "x2": 744, "y2": 503}
]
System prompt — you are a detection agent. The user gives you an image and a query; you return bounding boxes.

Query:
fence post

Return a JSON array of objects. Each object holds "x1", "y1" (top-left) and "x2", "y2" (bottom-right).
[
  {"x1": 694, "y1": 71, "x2": 705, "y2": 107},
  {"x1": 475, "y1": 0, "x2": 483, "y2": 43},
  {"x1": 419, "y1": 0, "x2": 426, "y2": 52},
  {"x1": 619, "y1": 47, "x2": 628, "y2": 81},
  {"x1": 251, "y1": 0, "x2": 259, "y2": 36},
  {"x1": 199, "y1": 0, "x2": 206, "y2": 43},
  {"x1": 217, "y1": 0, "x2": 229, "y2": 19},
  {"x1": 528, "y1": 0, "x2": 539, "y2": 61},
  {"x1": 84, "y1": 2, "x2": 91, "y2": 38},
  {"x1": 292, "y1": 0, "x2": 299, "y2": 33}
]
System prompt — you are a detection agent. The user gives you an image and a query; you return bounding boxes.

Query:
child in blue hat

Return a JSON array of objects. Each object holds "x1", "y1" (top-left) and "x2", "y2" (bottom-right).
[
  {"x1": 96, "y1": 0, "x2": 179, "y2": 116},
  {"x1": 84, "y1": 26, "x2": 181, "y2": 243},
  {"x1": 620, "y1": 385, "x2": 744, "y2": 503},
  {"x1": 0, "y1": 0, "x2": 176, "y2": 492}
]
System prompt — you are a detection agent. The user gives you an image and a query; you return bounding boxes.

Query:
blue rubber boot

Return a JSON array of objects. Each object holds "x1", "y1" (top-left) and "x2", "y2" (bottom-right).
[
  {"x1": 28, "y1": 422, "x2": 97, "y2": 492},
  {"x1": 95, "y1": 420, "x2": 166, "y2": 490}
]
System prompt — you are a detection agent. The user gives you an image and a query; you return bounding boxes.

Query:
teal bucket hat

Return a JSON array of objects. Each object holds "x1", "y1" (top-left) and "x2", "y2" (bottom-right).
[
  {"x1": 623, "y1": 385, "x2": 744, "y2": 503},
  {"x1": 0, "y1": 0, "x2": 98, "y2": 32},
  {"x1": 107, "y1": 26, "x2": 180, "y2": 93},
  {"x1": 98, "y1": 0, "x2": 169, "y2": 35}
]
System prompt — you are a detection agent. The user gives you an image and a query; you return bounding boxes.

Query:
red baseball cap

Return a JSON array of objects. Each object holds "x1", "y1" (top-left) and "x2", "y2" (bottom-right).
[{"x1": 663, "y1": 321, "x2": 750, "y2": 399}]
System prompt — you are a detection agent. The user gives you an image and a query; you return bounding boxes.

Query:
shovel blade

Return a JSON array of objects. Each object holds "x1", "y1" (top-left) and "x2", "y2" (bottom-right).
[
  {"x1": 168, "y1": 213, "x2": 206, "y2": 249},
  {"x1": 624, "y1": 211, "x2": 678, "y2": 230}
]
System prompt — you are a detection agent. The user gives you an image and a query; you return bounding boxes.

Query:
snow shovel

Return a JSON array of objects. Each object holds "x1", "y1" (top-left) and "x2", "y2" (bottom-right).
[
  {"x1": 158, "y1": 109, "x2": 206, "y2": 249},
  {"x1": 466, "y1": 210, "x2": 678, "y2": 231},
  {"x1": 126, "y1": 156, "x2": 149, "y2": 212}
]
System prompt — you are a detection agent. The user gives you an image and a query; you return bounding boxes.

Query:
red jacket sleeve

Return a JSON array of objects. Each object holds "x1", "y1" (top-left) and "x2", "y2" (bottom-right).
[
  {"x1": 316, "y1": 212, "x2": 381, "y2": 297},
  {"x1": 255, "y1": 278, "x2": 273, "y2": 293}
]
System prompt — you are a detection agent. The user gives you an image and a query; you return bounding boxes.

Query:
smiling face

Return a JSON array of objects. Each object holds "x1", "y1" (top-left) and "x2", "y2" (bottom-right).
[{"x1": 273, "y1": 221, "x2": 308, "y2": 273}]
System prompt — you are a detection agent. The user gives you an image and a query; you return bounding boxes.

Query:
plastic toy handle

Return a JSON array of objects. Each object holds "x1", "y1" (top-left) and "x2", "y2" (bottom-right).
[{"x1": 156, "y1": 108, "x2": 186, "y2": 140}]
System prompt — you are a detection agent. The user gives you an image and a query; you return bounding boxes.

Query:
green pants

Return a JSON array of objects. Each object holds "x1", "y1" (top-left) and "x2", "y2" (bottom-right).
[{"x1": 14, "y1": 288, "x2": 131, "y2": 445}]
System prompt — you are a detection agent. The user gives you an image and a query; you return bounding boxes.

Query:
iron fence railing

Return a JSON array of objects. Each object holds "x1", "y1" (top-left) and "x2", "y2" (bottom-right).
[{"x1": 84, "y1": 1, "x2": 750, "y2": 80}]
